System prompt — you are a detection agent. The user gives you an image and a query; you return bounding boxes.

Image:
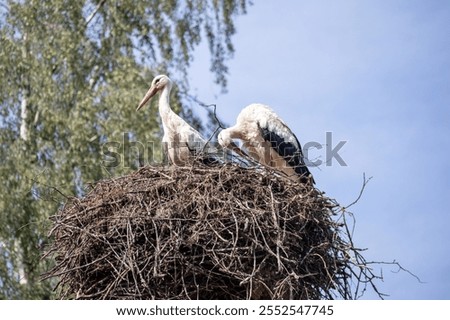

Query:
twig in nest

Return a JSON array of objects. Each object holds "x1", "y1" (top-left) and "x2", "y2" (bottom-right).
[{"x1": 342, "y1": 173, "x2": 373, "y2": 211}]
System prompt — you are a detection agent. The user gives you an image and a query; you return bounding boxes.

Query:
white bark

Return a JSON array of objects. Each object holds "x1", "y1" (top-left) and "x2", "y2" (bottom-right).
[
  {"x1": 19, "y1": 95, "x2": 29, "y2": 141},
  {"x1": 20, "y1": 32, "x2": 29, "y2": 142}
]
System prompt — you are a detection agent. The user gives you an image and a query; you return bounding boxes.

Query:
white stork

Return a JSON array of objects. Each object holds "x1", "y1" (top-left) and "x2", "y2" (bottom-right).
[
  {"x1": 218, "y1": 103, "x2": 314, "y2": 184},
  {"x1": 137, "y1": 75, "x2": 217, "y2": 165}
]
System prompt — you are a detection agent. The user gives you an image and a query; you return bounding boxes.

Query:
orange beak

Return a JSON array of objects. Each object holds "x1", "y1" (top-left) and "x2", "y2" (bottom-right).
[{"x1": 136, "y1": 85, "x2": 159, "y2": 111}]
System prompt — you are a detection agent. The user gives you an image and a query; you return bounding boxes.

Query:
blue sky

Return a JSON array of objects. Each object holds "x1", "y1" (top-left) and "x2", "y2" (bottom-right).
[{"x1": 188, "y1": 1, "x2": 450, "y2": 299}]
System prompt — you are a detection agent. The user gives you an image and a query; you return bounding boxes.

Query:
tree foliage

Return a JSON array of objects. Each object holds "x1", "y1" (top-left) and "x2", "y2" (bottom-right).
[{"x1": 0, "y1": 0, "x2": 249, "y2": 299}]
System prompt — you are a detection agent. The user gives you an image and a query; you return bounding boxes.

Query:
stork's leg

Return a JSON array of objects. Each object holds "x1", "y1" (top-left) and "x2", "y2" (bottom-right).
[{"x1": 162, "y1": 141, "x2": 170, "y2": 165}]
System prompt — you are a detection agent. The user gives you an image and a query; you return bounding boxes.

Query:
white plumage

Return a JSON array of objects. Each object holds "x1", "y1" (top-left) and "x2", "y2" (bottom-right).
[
  {"x1": 218, "y1": 103, "x2": 314, "y2": 184},
  {"x1": 137, "y1": 75, "x2": 216, "y2": 165}
]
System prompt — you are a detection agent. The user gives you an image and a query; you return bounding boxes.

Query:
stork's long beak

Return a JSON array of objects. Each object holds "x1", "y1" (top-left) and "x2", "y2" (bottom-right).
[
  {"x1": 136, "y1": 85, "x2": 158, "y2": 111},
  {"x1": 228, "y1": 140, "x2": 250, "y2": 159}
]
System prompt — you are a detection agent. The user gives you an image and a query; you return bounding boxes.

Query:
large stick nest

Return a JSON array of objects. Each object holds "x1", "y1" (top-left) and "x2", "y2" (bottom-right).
[{"x1": 44, "y1": 162, "x2": 372, "y2": 299}]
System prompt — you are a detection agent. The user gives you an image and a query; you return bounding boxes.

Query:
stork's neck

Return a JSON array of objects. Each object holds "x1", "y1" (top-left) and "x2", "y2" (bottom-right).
[{"x1": 158, "y1": 83, "x2": 177, "y2": 122}]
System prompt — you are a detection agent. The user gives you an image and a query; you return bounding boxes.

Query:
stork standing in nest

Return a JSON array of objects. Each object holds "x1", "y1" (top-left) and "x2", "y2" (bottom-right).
[
  {"x1": 218, "y1": 104, "x2": 314, "y2": 184},
  {"x1": 137, "y1": 75, "x2": 217, "y2": 165}
]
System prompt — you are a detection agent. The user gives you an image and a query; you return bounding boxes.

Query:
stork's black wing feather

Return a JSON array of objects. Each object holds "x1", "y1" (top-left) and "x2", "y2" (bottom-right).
[{"x1": 259, "y1": 124, "x2": 314, "y2": 184}]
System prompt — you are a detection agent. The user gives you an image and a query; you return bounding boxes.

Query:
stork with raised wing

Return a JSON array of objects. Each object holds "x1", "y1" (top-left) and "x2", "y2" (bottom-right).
[
  {"x1": 218, "y1": 103, "x2": 314, "y2": 184},
  {"x1": 137, "y1": 75, "x2": 217, "y2": 165}
]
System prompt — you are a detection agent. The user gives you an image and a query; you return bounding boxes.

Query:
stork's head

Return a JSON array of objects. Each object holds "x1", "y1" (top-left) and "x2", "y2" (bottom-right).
[
  {"x1": 218, "y1": 128, "x2": 250, "y2": 159},
  {"x1": 217, "y1": 129, "x2": 231, "y2": 149},
  {"x1": 136, "y1": 74, "x2": 172, "y2": 111}
]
